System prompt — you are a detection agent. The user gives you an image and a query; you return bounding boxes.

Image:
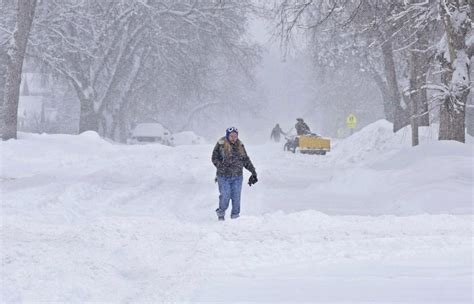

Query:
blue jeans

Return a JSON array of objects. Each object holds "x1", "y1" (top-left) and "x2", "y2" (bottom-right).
[{"x1": 216, "y1": 175, "x2": 243, "y2": 218}]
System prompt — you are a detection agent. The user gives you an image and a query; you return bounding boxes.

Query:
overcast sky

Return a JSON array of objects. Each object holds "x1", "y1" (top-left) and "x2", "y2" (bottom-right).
[{"x1": 249, "y1": 17, "x2": 317, "y2": 135}]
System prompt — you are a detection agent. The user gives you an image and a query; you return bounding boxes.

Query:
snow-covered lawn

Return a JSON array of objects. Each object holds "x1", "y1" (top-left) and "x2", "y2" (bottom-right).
[{"x1": 1, "y1": 121, "x2": 472, "y2": 302}]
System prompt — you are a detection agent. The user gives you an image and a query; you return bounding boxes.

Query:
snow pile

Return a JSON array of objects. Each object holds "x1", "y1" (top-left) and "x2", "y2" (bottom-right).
[
  {"x1": 286, "y1": 120, "x2": 473, "y2": 215},
  {"x1": 2, "y1": 124, "x2": 471, "y2": 218},
  {"x1": 1, "y1": 125, "x2": 472, "y2": 302},
  {"x1": 308, "y1": 141, "x2": 473, "y2": 215},
  {"x1": 328, "y1": 119, "x2": 441, "y2": 166}
]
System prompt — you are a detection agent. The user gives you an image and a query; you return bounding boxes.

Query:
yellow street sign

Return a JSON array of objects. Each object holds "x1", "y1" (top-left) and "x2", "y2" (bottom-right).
[{"x1": 346, "y1": 114, "x2": 357, "y2": 129}]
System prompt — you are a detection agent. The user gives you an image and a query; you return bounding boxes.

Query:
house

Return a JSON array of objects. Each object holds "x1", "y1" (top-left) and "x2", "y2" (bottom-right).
[{"x1": 17, "y1": 73, "x2": 58, "y2": 133}]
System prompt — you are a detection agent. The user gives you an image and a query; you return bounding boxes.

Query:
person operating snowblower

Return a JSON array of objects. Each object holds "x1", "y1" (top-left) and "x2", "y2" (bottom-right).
[
  {"x1": 295, "y1": 118, "x2": 311, "y2": 135},
  {"x1": 284, "y1": 118, "x2": 331, "y2": 155}
]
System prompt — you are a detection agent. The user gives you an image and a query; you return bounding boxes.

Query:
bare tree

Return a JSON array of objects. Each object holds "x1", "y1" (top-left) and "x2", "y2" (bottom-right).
[
  {"x1": 27, "y1": 0, "x2": 260, "y2": 141},
  {"x1": 0, "y1": 1, "x2": 15, "y2": 133},
  {"x1": 2, "y1": 0, "x2": 37, "y2": 140},
  {"x1": 391, "y1": 0, "x2": 441, "y2": 145},
  {"x1": 272, "y1": 0, "x2": 414, "y2": 132},
  {"x1": 114, "y1": 0, "x2": 261, "y2": 140}
]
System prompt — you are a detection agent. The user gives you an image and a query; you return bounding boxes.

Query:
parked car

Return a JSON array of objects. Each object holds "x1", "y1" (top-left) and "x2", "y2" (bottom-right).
[
  {"x1": 169, "y1": 131, "x2": 206, "y2": 146},
  {"x1": 129, "y1": 123, "x2": 171, "y2": 145}
]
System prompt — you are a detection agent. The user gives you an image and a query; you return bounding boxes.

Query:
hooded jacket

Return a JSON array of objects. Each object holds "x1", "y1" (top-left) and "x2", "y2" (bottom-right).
[{"x1": 211, "y1": 137, "x2": 256, "y2": 177}]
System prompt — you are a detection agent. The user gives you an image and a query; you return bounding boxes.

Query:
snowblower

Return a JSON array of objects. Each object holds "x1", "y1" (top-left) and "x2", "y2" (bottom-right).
[{"x1": 284, "y1": 133, "x2": 331, "y2": 155}]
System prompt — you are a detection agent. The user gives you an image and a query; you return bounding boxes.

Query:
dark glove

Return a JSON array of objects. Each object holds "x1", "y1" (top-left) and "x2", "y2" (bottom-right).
[{"x1": 248, "y1": 174, "x2": 258, "y2": 186}]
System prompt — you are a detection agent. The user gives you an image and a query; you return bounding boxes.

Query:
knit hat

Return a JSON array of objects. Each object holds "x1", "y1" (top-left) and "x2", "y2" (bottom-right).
[{"x1": 226, "y1": 126, "x2": 238, "y2": 141}]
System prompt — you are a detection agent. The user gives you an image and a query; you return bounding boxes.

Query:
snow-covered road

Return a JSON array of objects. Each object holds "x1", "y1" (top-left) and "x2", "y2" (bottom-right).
[{"x1": 1, "y1": 121, "x2": 473, "y2": 302}]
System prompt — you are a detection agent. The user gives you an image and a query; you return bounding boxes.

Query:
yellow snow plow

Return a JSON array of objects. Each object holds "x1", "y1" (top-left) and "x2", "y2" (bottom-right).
[{"x1": 284, "y1": 134, "x2": 331, "y2": 155}]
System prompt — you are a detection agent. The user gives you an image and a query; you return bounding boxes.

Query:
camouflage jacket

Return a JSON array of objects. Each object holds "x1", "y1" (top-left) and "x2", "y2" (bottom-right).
[
  {"x1": 295, "y1": 121, "x2": 311, "y2": 135},
  {"x1": 211, "y1": 137, "x2": 256, "y2": 177}
]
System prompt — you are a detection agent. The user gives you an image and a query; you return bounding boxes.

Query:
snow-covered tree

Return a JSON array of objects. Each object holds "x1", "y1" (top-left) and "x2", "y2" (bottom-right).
[
  {"x1": 28, "y1": 1, "x2": 146, "y2": 134},
  {"x1": 27, "y1": 0, "x2": 260, "y2": 141},
  {"x1": 0, "y1": 1, "x2": 15, "y2": 124},
  {"x1": 2, "y1": 0, "x2": 37, "y2": 140},
  {"x1": 435, "y1": 0, "x2": 472, "y2": 142},
  {"x1": 272, "y1": 0, "x2": 414, "y2": 132},
  {"x1": 272, "y1": 0, "x2": 472, "y2": 144},
  {"x1": 389, "y1": 0, "x2": 442, "y2": 145}
]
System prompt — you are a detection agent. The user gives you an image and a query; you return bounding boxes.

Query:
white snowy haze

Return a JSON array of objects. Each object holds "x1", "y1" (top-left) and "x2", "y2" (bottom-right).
[
  {"x1": 1, "y1": 0, "x2": 473, "y2": 303},
  {"x1": 248, "y1": 17, "x2": 385, "y2": 141},
  {"x1": 0, "y1": 0, "x2": 388, "y2": 143}
]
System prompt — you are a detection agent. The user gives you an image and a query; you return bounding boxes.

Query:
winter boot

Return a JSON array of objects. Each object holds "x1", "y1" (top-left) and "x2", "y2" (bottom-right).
[{"x1": 216, "y1": 208, "x2": 225, "y2": 221}]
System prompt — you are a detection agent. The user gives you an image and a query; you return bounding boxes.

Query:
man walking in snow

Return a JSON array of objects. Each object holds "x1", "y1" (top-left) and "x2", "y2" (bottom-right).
[
  {"x1": 270, "y1": 123, "x2": 286, "y2": 142},
  {"x1": 211, "y1": 127, "x2": 257, "y2": 221}
]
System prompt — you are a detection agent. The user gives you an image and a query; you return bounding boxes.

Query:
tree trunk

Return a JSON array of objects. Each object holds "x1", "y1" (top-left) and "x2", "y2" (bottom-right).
[
  {"x1": 438, "y1": 0, "x2": 472, "y2": 143},
  {"x1": 407, "y1": 30, "x2": 434, "y2": 145},
  {"x1": 79, "y1": 98, "x2": 100, "y2": 133},
  {"x1": 409, "y1": 49, "x2": 420, "y2": 146},
  {"x1": 0, "y1": 50, "x2": 7, "y2": 133},
  {"x1": 380, "y1": 40, "x2": 410, "y2": 132},
  {"x1": 418, "y1": 61, "x2": 430, "y2": 127},
  {"x1": 69, "y1": 79, "x2": 99, "y2": 133},
  {"x1": 467, "y1": 93, "x2": 474, "y2": 136},
  {"x1": 414, "y1": 21, "x2": 433, "y2": 127},
  {"x1": 116, "y1": 108, "x2": 129, "y2": 143},
  {"x1": 370, "y1": 70, "x2": 394, "y2": 122},
  {"x1": 439, "y1": 100, "x2": 466, "y2": 141},
  {"x1": 413, "y1": 43, "x2": 431, "y2": 127},
  {"x1": 0, "y1": 72, "x2": 5, "y2": 135},
  {"x1": 2, "y1": 0, "x2": 37, "y2": 140},
  {"x1": 104, "y1": 46, "x2": 146, "y2": 142}
]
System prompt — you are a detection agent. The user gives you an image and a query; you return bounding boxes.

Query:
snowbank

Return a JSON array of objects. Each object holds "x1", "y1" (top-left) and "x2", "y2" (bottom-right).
[
  {"x1": 1, "y1": 124, "x2": 472, "y2": 219},
  {"x1": 310, "y1": 140, "x2": 473, "y2": 215},
  {"x1": 1, "y1": 124, "x2": 472, "y2": 302},
  {"x1": 329, "y1": 119, "x2": 397, "y2": 164},
  {"x1": 263, "y1": 120, "x2": 473, "y2": 215},
  {"x1": 327, "y1": 119, "x2": 451, "y2": 166}
]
